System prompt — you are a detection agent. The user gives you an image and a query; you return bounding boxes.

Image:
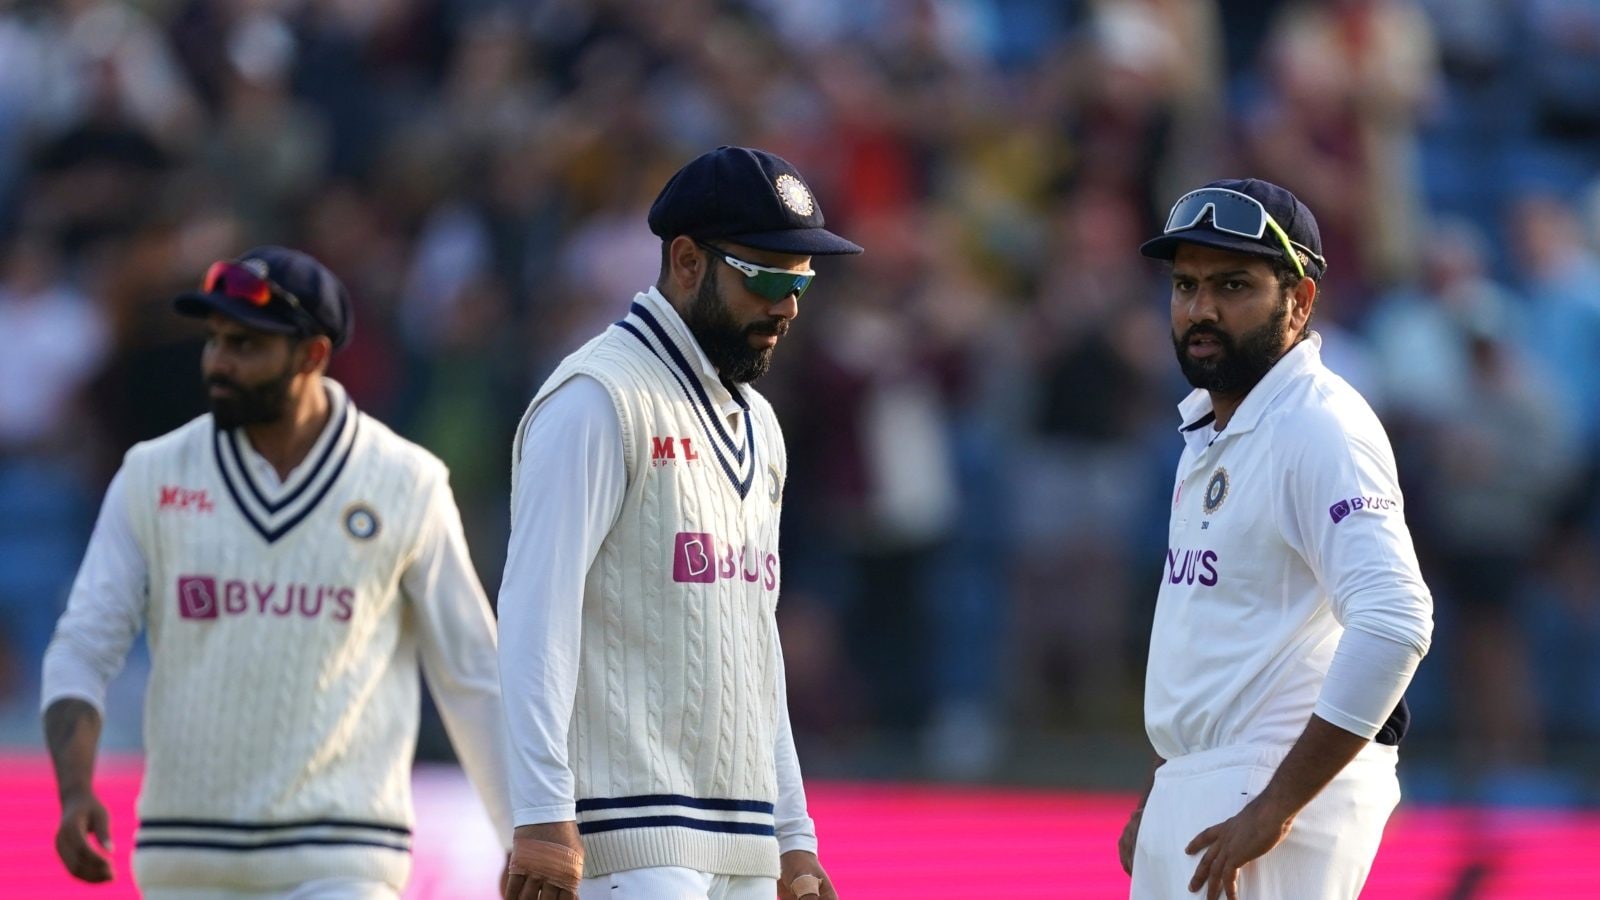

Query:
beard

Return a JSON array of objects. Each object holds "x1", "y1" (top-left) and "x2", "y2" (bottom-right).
[
  {"x1": 683, "y1": 265, "x2": 787, "y2": 384},
  {"x1": 207, "y1": 362, "x2": 295, "y2": 429},
  {"x1": 1173, "y1": 299, "x2": 1292, "y2": 396}
]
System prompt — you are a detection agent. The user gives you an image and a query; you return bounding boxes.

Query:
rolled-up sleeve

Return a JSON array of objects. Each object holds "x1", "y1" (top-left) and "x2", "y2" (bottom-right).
[{"x1": 1278, "y1": 405, "x2": 1433, "y2": 737}]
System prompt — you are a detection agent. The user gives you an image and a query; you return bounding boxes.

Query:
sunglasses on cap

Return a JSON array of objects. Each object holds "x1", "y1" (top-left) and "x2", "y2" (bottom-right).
[
  {"x1": 696, "y1": 241, "x2": 816, "y2": 302},
  {"x1": 202, "y1": 260, "x2": 314, "y2": 327},
  {"x1": 1163, "y1": 188, "x2": 1326, "y2": 279}
]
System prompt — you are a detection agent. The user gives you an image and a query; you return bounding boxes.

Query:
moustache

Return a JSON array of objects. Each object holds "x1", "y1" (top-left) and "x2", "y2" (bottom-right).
[
  {"x1": 1182, "y1": 324, "x2": 1231, "y2": 344},
  {"x1": 746, "y1": 320, "x2": 790, "y2": 338}
]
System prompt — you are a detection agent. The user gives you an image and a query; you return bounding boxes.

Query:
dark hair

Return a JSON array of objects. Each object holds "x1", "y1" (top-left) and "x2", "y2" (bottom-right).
[{"x1": 1270, "y1": 259, "x2": 1315, "y2": 341}]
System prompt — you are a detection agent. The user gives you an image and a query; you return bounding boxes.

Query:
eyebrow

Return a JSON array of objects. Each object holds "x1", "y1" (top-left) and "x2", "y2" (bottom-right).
[{"x1": 1172, "y1": 268, "x2": 1255, "y2": 281}]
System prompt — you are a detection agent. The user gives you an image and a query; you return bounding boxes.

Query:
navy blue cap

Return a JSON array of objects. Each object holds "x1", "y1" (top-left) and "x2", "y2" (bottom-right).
[
  {"x1": 1140, "y1": 178, "x2": 1326, "y2": 280},
  {"x1": 175, "y1": 245, "x2": 353, "y2": 349},
  {"x1": 648, "y1": 146, "x2": 863, "y2": 256}
]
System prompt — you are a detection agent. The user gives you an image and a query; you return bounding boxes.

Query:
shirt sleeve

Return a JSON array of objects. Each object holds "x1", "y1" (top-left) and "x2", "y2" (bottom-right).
[
  {"x1": 1277, "y1": 406, "x2": 1434, "y2": 654},
  {"x1": 40, "y1": 467, "x2": 147, "y2": 714},
  {"x1": 772, "y1": 616, "x2": 818, "y2": 855},
  {"x1": 497, "y1": 375, "x2": 624, "y2": 827},
  {"x1": 401, "y1": 467, "x2": 514, "y2": 848},
  {"x1": 1313, "y1": 626, "x2": 1421, "y2": 739},
  {"x1": 1276, "y1": 404, "x2": 1433, "y2": 738}
]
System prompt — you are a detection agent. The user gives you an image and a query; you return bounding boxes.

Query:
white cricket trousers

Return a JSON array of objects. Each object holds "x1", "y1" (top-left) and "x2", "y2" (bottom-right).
[
  {"x1": 1130, "y1": 742, "x2": 1400, "y2": 900},
  {"x1": 142, "y1": 877, "x2": 398, "y2": 899},
  {"x1": 579, "y1": 866, "x2": 777, "y2": 899}
]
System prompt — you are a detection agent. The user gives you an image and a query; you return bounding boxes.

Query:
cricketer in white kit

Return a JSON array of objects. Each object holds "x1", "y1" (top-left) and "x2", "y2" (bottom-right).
[
  {"x1": 1124, "y1": 180, "x2": 1433, "y2": 900},
  {"x1": 41, "y1": 246, "x2": 512, "y2": 900}
]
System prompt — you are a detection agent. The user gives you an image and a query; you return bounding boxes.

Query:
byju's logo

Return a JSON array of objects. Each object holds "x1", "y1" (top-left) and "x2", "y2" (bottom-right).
[
  {"x1": 672, "y1": 532, "x2": 778, "y2": 590},
  {"x1": 673, "y1": 532, "x2": 717, "y2": 583},
  {"x1": 174, "y1": 575, "x2": 354, "y2": 621},
  {"x1": 177, "y1": 575, "x2": 219, "y2": 619},
  {"x1": 1165, "y1": 548, "x2": 1219, "y2": 587},
  {"x1": 1328, "y1": 495, "x2": 1398, "y2": 524}
]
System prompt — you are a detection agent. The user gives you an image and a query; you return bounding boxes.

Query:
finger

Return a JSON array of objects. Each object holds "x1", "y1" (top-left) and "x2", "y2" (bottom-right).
[
  {"x1": 502, "y1": 871, "x2": 526, "y2": 900},
  {"x1": 58, "y1": 826, "x2": 110, "y2": 883},
  {"x1": 1207, "y1": 859, "x2": 1233, "y2": 900},
  {"x1": 1185, "y1": 825, "x2": 1219, "y2": 856},
  {"x1": 1188, "y1": 844, "x2": 1219, "y2": 893},
  {"x1": 1226, "y1": 870, "x2": 1239, "y2": 900},
  {"x1": 89, "y1": 806, "x2": 113, "y2": 852}
]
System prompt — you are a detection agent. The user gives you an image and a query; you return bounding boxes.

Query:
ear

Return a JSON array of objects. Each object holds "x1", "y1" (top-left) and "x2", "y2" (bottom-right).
[
  {"x1": 1289, "y1": 276, "x2": 1317, "y2": 334},
  {"x1": 668, "y1": 235, "x2": 708, "y2": 296},
  {"x1": 295, "y1": 336, "x2": 333, "y2": 375}
]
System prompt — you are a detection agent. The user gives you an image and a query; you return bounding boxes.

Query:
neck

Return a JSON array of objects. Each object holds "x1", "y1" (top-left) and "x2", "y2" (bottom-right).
[
  {"x1": 244, "y1": 379, "x2": 330, "y2": 480},
  {"x1": 1207, "y1": 391, "x2": 1245, "y2": 431}
]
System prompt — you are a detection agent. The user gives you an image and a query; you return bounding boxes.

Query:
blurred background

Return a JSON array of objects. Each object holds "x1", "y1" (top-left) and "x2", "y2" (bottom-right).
[{"x1": 1, "y1": 0, "x2": 1599, "y2": 896}]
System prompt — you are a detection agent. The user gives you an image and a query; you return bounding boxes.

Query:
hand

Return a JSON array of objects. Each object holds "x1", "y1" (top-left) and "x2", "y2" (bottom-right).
[
  {"x1": 1117, "y1": 806, "x2": 1143, "y2": 876},
  {"x1": 503, "y1": 822, "x2": 583, "y2": 900},
  {"x1": 55, "y1": 791, "x2": 114, "y2": 883},
  {"x1": 779, "y1": 849, "x2": 836, "y2": 900},
  {"x1": 1185, "y1": 797, "x2": 1294, "y2": 900}
]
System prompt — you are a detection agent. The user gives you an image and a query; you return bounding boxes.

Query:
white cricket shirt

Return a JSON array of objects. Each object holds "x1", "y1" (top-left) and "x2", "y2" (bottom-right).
[{"x1": 1145, "y1": 334, "x2": 1433, "y2": 761}]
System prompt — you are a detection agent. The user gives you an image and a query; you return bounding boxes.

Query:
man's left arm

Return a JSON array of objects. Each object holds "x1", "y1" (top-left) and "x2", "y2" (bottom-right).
[
  {"x1": 1187, "y1": 412, "x2": 1433, "y2": 900},
  {"x1": 403, "y1": 467, "x2": 514, "y2": 849},
  {"x1": 772, "y1": 616, "x2": 834, "y2": 900}
]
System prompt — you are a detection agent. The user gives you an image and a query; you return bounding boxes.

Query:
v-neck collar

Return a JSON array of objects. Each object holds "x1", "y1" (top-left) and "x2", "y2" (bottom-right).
[
  {"x1": 614, "y1": 288, "x2": 757, "y2": 498},
  {"x1": 212, "y1": 378, "x2": 361, "y2": 543}
]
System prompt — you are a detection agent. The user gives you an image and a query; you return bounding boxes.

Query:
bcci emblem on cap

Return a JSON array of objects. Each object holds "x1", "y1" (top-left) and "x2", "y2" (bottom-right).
[
  {"x1": 1204, "y1": 467, "x2": 1229, "y2": 515},
  {"x1": 775, "y1": 174, "x2": 814, "y2": 216}
]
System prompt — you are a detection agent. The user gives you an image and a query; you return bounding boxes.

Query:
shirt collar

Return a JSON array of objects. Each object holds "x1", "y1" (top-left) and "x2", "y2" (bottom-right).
[
  {"x1": 233, "y1": 377, "x2": 349, "y2": 489},
  {"x1": 632, "y1": 286, "x2": 743, "y2": 415},
  {"x1": 1176, "y1": 331, "x2": 1323, "y2": 436}
]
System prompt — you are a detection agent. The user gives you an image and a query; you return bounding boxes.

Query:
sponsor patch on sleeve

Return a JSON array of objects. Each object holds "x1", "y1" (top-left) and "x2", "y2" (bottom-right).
[{"x1": 1329, "y1": 495, "x2": 1399, "y2": 524}]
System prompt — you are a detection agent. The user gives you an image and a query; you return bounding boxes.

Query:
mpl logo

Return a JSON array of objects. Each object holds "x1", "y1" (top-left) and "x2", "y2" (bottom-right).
[
  {"x1": 160, "y1": 485, "x2": 214, "y2": 513},
  {"x1": 1328, "y1": 495, "x2": 1398, "y2": 524},
  {"x1": 650, "y1": 436, "x2": 701, "y2": 467},
  {"x1": 672, "y1": 532, "x2": 778, "y2": 591}
]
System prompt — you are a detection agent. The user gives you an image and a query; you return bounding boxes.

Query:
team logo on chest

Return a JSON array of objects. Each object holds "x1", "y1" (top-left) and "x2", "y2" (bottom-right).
[
  {"x1": 1203, "y1": 467, "x2": 1230, "y2": 515},
  {"x1": 344, "y1": 503, "x2": 380, "y2": 540}
]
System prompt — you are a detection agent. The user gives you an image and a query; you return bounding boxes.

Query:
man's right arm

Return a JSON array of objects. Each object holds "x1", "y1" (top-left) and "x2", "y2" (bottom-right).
[
  {"x1": 498, "y1": 376, "x2": 625, "y2": 899},
  {"x1": 41, "y1": 467, "x2": 148, "y2": 882}
]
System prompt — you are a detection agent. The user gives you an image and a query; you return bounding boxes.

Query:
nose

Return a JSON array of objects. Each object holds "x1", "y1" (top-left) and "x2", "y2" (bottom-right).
[
  {"x1": 770, "y1": 292, "x2": 799, "y2": 321},
  {"x1": 1181, "y1": 287, "x2": 1220, "y2": 324}
]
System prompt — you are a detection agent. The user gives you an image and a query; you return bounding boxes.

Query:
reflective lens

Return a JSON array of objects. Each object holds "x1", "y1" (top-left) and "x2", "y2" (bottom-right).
[
  {"x1": 1165, "y1": 189, "x2": 1269, "y2": 239},
  {"x1": 203, "y1": 261, "x2": 274, "y2": 307},
  {"x1": 201, "y1": 260, "x2": 312, "y2": 319},
  {"x1": 697, "y1": 242, "x2": 815, "y2": 302},
  {"x1": 743, "y1": 268, "x2": 814, "y2": 302}
]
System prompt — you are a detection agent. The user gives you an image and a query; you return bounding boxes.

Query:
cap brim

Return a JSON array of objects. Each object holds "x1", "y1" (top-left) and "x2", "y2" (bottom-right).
[
  {"x1": 720, "y1": 227, "x2": 864, "y2": 256},
  {"x1": 174, "y1": 292, "x2": 301, "y2": 334},
  {"x1": 1139, "y1": 229, "x2": 1287, "y2": 264}
]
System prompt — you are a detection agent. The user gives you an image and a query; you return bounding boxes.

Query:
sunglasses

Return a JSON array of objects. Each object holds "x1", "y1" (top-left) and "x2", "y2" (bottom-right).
[
  {"x1": 696, "y1": 241, "x2": 816, "y2": 302},
  {"x1": 202, "y1": 260, "x2": 312, "y2": 325},
  {"x1": 1163, "y1": 188, "x2": 1326, "y2": 279}
]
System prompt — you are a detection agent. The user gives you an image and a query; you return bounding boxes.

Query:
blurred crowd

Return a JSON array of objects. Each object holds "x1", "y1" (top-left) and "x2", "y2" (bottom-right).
[{"x1": 2, "y1": 0, "x2": 1599, "y2": 807}]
